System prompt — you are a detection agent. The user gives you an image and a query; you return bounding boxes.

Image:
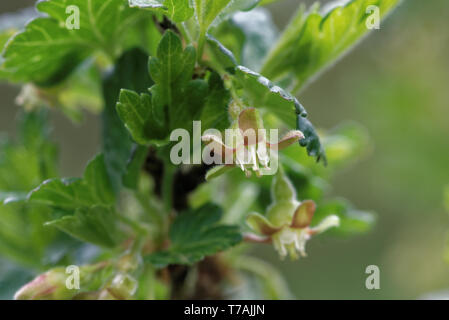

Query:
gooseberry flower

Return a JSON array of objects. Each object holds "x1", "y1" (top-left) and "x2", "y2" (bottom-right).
[
  {"x1": 246, "y1": 169, "x2": 340, "y2": 260},
  {"x1": 202, "y1": 107, "x2": 304, "y2": 179}
]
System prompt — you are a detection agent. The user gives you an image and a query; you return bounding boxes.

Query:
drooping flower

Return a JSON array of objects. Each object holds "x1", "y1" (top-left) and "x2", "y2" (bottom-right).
[
  {"x1": 202, "y1": 107, "x2": 304, "y2": 179},
  {"x1": 246, "y1": 169, "x2": 340, "y2": 260}
]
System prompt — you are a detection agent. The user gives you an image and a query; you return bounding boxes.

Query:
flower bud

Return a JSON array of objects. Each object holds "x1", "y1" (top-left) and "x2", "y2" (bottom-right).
[
  {"x1": 14, "y1": 268, "x2": 69, "y2": 300},
  {"x1": 14, "y1": 262, "x2": 111, "y2": 300},
  {"x1": 103, "y1": 273, "x2": 138, "y2": 300}
]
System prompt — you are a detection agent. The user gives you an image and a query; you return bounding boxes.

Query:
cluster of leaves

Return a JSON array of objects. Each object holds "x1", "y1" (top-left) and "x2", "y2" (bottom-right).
[{"x1": 0, "y1": 0, "x2": 400, "y2": 299}]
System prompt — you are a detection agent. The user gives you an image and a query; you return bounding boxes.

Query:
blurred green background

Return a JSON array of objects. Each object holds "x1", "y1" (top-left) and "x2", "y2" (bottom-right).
[{"x1": 1, "y1": 0, "x2": 448, "y2": 299}]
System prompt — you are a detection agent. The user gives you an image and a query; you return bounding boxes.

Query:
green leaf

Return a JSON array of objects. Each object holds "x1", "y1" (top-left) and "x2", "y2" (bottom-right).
[
  {"x1": 213, "y1": 0, "x2": 262, "y2": 25},
  {"x1": 1, "y1": 0, "x2": 149, "y2": 85},
  {"x1": 0, "y1": 30, "x2": 14, "y2": 55},
  {"x1": 117, "y1": 89, "x2": 168, "y2": 145},
  {"x1": 0, "y1": 203, "x2": 57, "y2": 268},
  {"x1": 225, "y1": 0, "x2": 261, "y2": 12},
  {"x1": 0, "y1": 110, "x2": 58, "y2": 192},
  {"x1": 122, "y1": 145, "x2": 149, "y2": 189},
  {"x1": 296, "y1": 115, "x2": 327, "y2": 164},
  {"x1": 0, "y1": 192, "x2": 27, "y2": 205},
  {"x1": 148, "y1": 30, "x2": 208, "y2": 130},
  {"x1": 194, "y1": 0, "x2": 232, "y2": 32},
  {"x1": 227, "y1": 8, "x2": 278, "y2": 71},
  {"x1": 261, "y1": 0, "x2": 401, "y2": 92},
  {"x1": 102, "y1": 48, "x2": 154, "y2": 192},
  {"x1": 145, "y1": 203, "x2": 242, "y2": 267},
  {"x1": 313, "y1": 198, "x2": 376, "y2": 236},
  {"x1": 208, "y1": 19, "x2": 245, "y2": 65},
  {"x1": 118, "y1": 40, "x2": 215, "y2": 148},
  {"x1": 149, "y1": 30, "x2": 195, "y2": 124},
  {"x1": 200, "y1": 71, "x2": 232, "y2": 131},
  {"x1": 28, "y1": 154, "x2": 115, "y2": 210},
  {"x1": 233, "y1": 65, "x2": 326, "y2": 163},
  {"x1": 0, "y1": 8, "x2": 39, "y2": 55},
  {"x1": 129, "y1": 0, "x2": 194, "y2": 22},
  {"x1": 206, "y1": 35, "x2": 238, "y2": 71},
  {"x1": 26, "y1": 154, "x2": 123, "y2": 248},
  {"x1": 234, "y1": 66, "x2": 307, "y2": 118},
  {"x1": 45, "y1": 206, "x2": 123, "y2": 248},
  {"x1": 208, "y1": 8, "x2": 278, "y2": 72},
  {"x1": 0, "y1": 110, "x2": 59, "y2": 267}
]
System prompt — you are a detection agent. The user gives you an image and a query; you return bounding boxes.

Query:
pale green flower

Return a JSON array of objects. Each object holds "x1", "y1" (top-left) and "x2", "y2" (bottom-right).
[{"x1": 246, "y1": 170, "x2": 339, "y2": 260}]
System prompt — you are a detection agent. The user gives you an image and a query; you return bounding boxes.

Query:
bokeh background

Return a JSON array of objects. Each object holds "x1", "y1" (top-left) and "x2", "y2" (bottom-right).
[{"x1": 1, "y1": 0, "x2": 448, "y2": 299}]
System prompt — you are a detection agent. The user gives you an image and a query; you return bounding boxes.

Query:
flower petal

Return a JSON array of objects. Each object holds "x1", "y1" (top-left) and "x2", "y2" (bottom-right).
[
  {"x1": 238, "y1": 108, "x2": 264, "y2": 144},
  {"x1": 246, "y1": 212, "x2": 281, "y2": 236},
  {"x1": 309, "y1": 215, "x2": 340, "y2": 235},
  {"x1": 202, "y1": 134, "x2": 235, "y2": 159},
  {"x1": 268, "y1": 130, "x2": 304, "y2": 150},
  {"x1": 291, "y1": 200, "x2": 316, "y2": 229}
]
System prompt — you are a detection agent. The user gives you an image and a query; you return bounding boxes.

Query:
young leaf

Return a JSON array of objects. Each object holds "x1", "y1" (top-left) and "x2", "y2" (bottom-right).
[
  {"x1": 117, "y1": 89, "x2": 167, "y2": 145},
  {"x1": 194, "y1": 0, "x2": 232, "y2": 32},
  {"x1": 45, "y1": 206, "x2": 124, "y2": 248},
  {"x1": 1, "y1": 0, "x2": 149, "y2": 85},
  {"x1": 145, "y1": 203, "x2": 242, "y2": 267},
  {"x1": 128, "y1": 0, "x2": 194, "y2": 22},
  {"x1": 102, "y1": 48, "x2": 154, "y2": 193},
  {"x1": 233, "y1": 66, "x2": 326, "y2": 163},
  {"x1": 118, "y1": 68, "x2": 229, "y2": 145},
  {"x1": 28, "y1": 154, "x2": 115, "y2": 209},
  {"x1": 261, "y1": 0, "x2": 401, "y2": 92},
  {"x1": 149, "y1": 30, "x2": 208, "y2": 130},
  {"x1": 200, "y1": 71, "x2": 232, "y2": 131}
]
